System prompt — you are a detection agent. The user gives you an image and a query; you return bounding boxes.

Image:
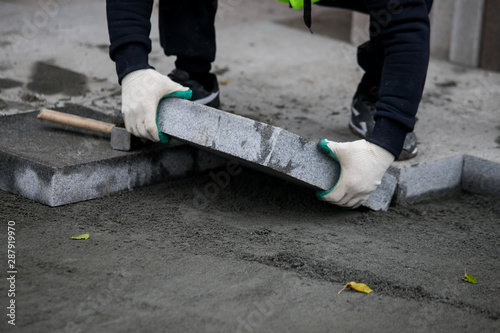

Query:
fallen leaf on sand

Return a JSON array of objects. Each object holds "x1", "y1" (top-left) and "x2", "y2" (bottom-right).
[
  {"x1": 462, "y1": 269, "x2": 477, "y2": 284},
  {"x1": 338, "y1": 281, "x2": 373, "y2": 294},
  {"x1": 71, "y1": 233, "x2": 89, "y2": 240}
]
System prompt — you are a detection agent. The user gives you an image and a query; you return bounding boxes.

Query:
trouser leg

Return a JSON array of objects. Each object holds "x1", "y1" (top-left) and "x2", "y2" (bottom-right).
[
  {"x1": 316, "y1": 0, "x2": 383, "y2": 92},
  {"x1": 317, "y1": 0, "x2": 433, "y2": 155},
  {"x1": 159, "y1": 0, "x2": 218, "y2": 73},
  {"x1": 317, "y1": 0, "x2": 433, "y2": 95},
  {"x1": 356, "y1": 0, "x2": 433, "y2": 94}
]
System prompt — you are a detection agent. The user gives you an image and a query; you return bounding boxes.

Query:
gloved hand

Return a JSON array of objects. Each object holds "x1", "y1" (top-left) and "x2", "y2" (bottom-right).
[
  {"x1": 317, "y1": 139, "x2": 395, "y2": 208},
  {"x1": 121, "y1": 69, "x2": 192, "y2": 142}
]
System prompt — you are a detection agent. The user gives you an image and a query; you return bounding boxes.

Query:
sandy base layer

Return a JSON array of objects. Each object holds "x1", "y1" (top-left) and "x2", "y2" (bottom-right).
[{"x1": 1, "y1": 168, "x2": 499, "y2": 332}]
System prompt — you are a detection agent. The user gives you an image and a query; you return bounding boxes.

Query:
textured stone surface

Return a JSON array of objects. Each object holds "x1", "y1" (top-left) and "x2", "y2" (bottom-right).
[
  {"x1": 158, "y1": 99, "x2": 340, "y2": 190},
  {"x1": 462, "y1": 155, "x2": 500, "y2": 196},
  {"x1": 0, "y1": 109, "x2": 225, "y2": 206},
  {"x1": 395, "y1": 156, "x2": 464, "y2": 202},
  {"x1": 365, "y1": 172, "x2": 398, "y2": 211},
  {"x1": 158, "y1": 98, "x2": 397, "y2": 210}
]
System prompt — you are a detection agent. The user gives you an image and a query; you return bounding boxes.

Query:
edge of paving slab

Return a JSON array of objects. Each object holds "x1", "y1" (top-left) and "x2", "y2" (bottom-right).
[
  {"x1": 462, "y1": 154, "x2": 500, "y2": 196},
  {"x1": 0, "y1": 143, "x2": 228, "y2": 207},
  {"x1": 392, "y1": 153, "x2": 500, "y2": 203}
]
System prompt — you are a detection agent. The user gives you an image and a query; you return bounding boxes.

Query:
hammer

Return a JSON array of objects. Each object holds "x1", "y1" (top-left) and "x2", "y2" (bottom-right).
[{"x1": 37, "y1": 109, "x2": 147, "y2": 151}]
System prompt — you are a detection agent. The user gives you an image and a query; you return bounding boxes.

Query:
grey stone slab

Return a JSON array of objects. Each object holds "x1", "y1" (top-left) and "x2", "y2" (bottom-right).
[
  {"x1": 158, "y1": 98, "x2": 397, "y2": 211},
  {"x1": 450, "y1": 0, "x2": 485, "y2": 67},
  {"x1": 0, "y1": 108, "x2": 225, "y2": 206},
  {"x1": 462, "y1": 155, "x2": 500, "y2": 196},
  {"x1": 395, "y1": 156, "x2": 464, "y2": 202},
  {"x1": 365, "y1": 171, "x2": 398, "y2": 211}
]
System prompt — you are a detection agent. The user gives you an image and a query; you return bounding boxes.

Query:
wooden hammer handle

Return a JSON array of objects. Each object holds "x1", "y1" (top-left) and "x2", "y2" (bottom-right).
[{"x1": 37, "y1": 109, "x2": 115, "y2": 134}]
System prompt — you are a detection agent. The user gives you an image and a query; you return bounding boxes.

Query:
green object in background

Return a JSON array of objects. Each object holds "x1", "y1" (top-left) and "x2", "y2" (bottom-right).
[{"x1": 276, "y1": 0, "x2": 322, "y2": 10}]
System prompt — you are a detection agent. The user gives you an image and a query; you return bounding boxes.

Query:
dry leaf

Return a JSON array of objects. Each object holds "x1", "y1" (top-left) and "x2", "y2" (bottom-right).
[
  {"x1": 71, "y1": 233, "x2": 89, "y2": 240},
  {"x1": 462, "y1": 269, "x2": 477, "y2": 284},
  {"x1": 338, "y1": 281, "x2": 373, "y2": 294}
]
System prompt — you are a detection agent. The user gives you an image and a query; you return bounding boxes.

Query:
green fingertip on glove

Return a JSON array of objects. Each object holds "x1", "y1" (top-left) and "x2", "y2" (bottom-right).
[
  {"x1": 316, "y1": 138, "x2": 341, "y2": 199},
  {"x1": 317, "y1": 138, "x2": 339, "y2": 162},
  {"x1": 156, "y1": 89, "x2": 193, "y2": 143}
]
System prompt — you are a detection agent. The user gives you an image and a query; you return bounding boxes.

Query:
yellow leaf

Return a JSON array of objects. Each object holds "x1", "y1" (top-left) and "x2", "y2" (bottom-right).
[
  {"x1": 462, "y1": 269, "x2": 477, "y2": 284},
  {"x1": 71, "y1": 233, "x2": 89, "y2": 240},
  {"x1": 338, "y1": 281, "x2": 373, "y2": 294}
]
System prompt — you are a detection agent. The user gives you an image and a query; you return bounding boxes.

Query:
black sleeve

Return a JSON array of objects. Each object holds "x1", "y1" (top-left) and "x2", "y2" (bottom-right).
[{"x1": 106, "y1": 0, "x2": 155, "y2": 84}]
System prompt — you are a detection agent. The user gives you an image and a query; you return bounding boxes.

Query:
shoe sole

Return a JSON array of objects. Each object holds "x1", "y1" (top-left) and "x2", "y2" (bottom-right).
[
  {"x1": 193, "y1": 91, "x2": 220, "y2": 106},
  {"x1": 348, "y1": 120, "x2": 367, "y2": 138},
  {"x1": 396, "y1": 146, "x2": 418, "y2": 161}
]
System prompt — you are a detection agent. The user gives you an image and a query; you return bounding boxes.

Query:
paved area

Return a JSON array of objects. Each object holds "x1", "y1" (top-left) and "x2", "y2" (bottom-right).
[{"x1": 0, "y1": 1, "x2": 499, "y2": 332}]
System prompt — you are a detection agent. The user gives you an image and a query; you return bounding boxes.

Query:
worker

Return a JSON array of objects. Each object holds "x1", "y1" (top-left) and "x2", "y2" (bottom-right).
[{"x1": 106, "y1": 0, "x2": 433, "y2": 208}]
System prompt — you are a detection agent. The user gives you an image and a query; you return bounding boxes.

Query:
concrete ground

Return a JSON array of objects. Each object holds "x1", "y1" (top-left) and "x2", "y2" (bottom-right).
[{"x1": 1, "y1": 0, "x2": 499, "y2": 332}]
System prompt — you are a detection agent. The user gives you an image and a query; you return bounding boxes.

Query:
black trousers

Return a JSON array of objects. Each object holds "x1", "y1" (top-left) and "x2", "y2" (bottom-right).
[
  {"x1": 159, "y1": 0, "x2": 217, "y2": 73},
  {"x1": 317, "y1": 0, "x2": 433, "y2": 92},
  {"x1": 317, "y1": 0, "x2": 433, "y2": 154}
]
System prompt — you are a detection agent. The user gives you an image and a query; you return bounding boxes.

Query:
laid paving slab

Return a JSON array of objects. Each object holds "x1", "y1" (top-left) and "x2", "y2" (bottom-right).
[
  {"x1": 0, "y1": 105, "x2": 226, "y2": 207},
  {"x1": 394, "y1": 156, "x2": 464, "y2": 202},
  {"x1": 462, "y1": 155, "x2": 500, "y2": 197},
  {"x1": 158, "y1": 98, "x2": 398, "y2": 211}
]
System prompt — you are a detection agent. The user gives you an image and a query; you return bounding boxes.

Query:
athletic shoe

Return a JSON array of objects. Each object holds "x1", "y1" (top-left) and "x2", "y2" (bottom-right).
[
  {"x1": 168, "y1": 68, "x2": 220, "y2": 108},
  {"x1": 349, "y1": 87, "x2": 418, "y2": 161}
]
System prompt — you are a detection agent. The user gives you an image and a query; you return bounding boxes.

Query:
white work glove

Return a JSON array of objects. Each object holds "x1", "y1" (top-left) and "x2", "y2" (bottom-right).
[
  {"x1": 121, "y1": 69, "x2": 192, "y2": 142},
  {"x1": 317, "y1": 139, "x2": 395, "y2": 208}
]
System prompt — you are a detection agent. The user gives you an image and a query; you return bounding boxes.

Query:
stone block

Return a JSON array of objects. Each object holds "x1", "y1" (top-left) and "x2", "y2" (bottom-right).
[
  {"x1": 158, "y1": 99, "x2": 397, "y2": 211},
  {"x1": 395, "y1": 156, "x2": 464, "y2": 202},
  {"x1": 0, "y1": 108, "x2": 214, "y2": 206},
  {"x1": 462, "y1": 155, "x2": 500, "y2": 196},
  {"x1": 365, "y1": 171, "x2": 398, "y2": 211}
]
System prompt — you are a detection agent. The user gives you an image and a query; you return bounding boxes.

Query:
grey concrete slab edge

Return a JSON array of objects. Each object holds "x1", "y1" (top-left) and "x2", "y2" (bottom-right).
[
  {"x1": 0, "y1": 146, "x2": 227, "y2": 207},
  {"x1": 462, "y1": 155, "x2": 500, "y2": 197},
  {"x1": 393, "y1": 154, "x2": 500, "y2": 203}
]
